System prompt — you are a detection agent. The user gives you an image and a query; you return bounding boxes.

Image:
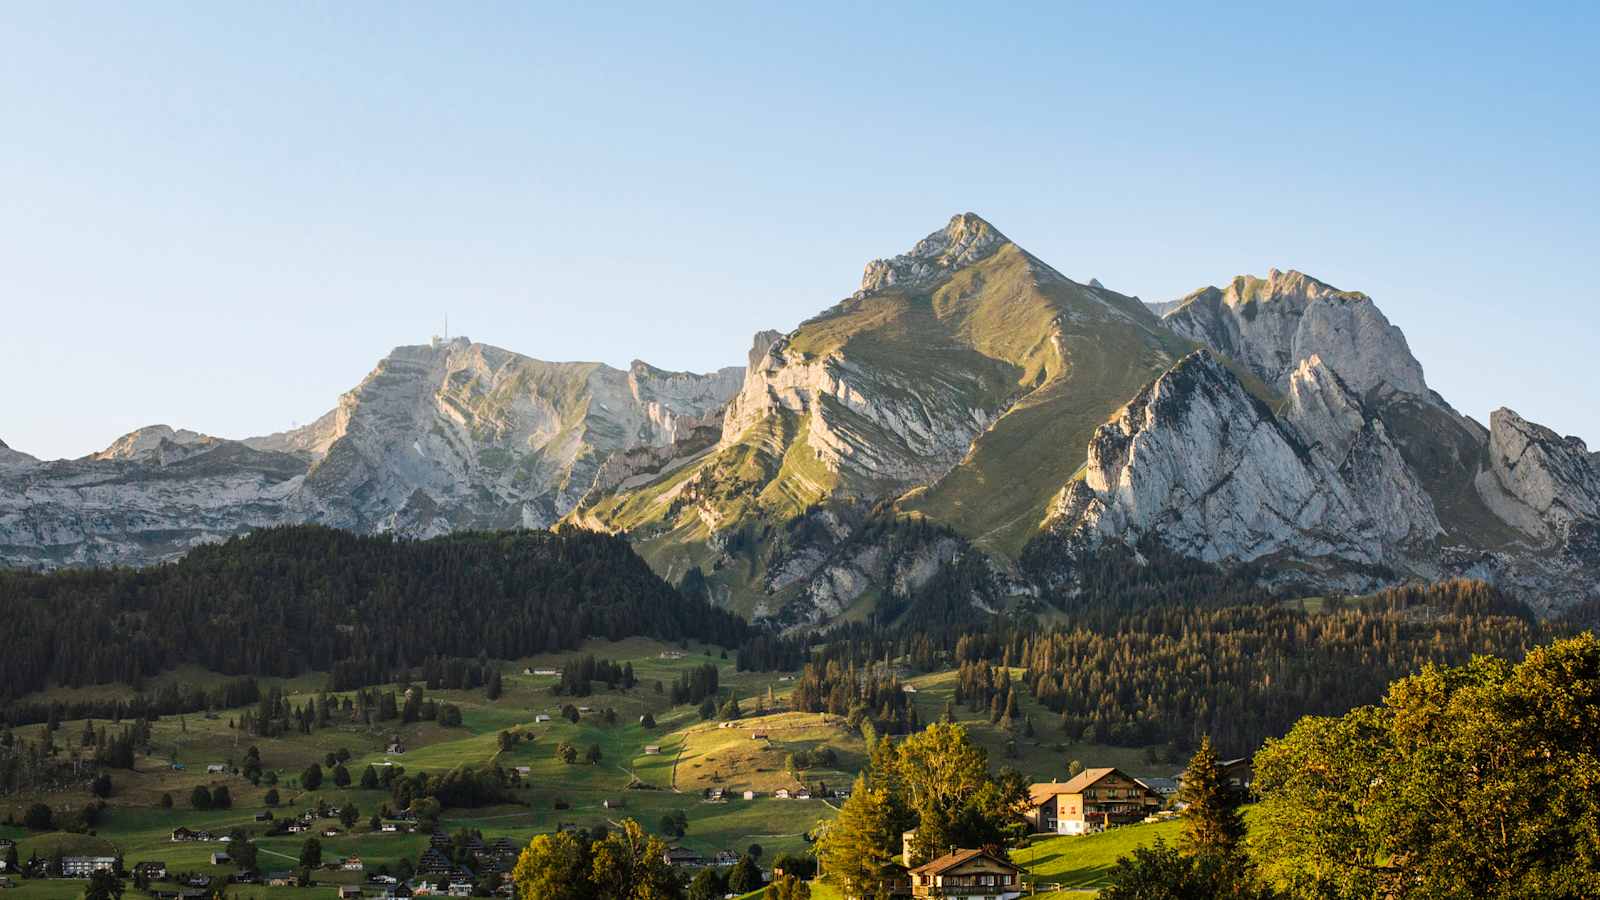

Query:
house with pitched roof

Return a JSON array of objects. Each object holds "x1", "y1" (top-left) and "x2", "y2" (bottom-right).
[
  {"x1": 907, "y1": 849, "x2": 1023, "y2": 899},
  {"x1": 1026, "y1": 767, "x2": 1162, "y2": 834},
  {"x1": 1174, "y1": 757, "x2": 1254, "y2": 797},
  {"x1": 662, "y1": 846, "x2": 707, "y2": 867}
]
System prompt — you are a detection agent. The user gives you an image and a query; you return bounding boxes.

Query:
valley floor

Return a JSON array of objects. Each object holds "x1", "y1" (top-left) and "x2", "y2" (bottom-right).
[{"x1": 1, "y1": 637, "x2": 1185, "y2": 900}]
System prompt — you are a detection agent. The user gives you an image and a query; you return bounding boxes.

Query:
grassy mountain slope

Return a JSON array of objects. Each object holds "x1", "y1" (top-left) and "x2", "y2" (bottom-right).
[
  {"x1": 576, "y1": 221, "x2": 1189, "y2": 609},
  {"x1": 902, "y1": 282, "x2": 1189, "y2": 557}
]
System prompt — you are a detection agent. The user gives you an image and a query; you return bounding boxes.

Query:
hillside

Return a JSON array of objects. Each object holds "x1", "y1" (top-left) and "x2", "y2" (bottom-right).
[
  {"x1": 0, "y1": 526, "x2": 745, "y2": 707},
  {"x1": 0, "y1": 633, "x2": 1187, "y2": 900}
]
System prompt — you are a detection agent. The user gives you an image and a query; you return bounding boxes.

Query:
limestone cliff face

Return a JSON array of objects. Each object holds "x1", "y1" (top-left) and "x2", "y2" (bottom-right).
[
  {"x1": 718, "y1": 333, "x2": 998, "y2": 488},
  {"x1": 0, "y1": 339, "x2": 743, "y2": 569},
  {"x1": 278, "y1": 339, "x2": 745, "y2": 534},
  {"x1": 1042, "y1": 351, "x2": 1439, "y2": 579},
  {"x1": 711, "y1": 217, "x2": 1053, "y2": 494},
  {"x1": 1163, "y1": 269, "x2": 1429, "y2": 399},
  {"x1": 1444, "y1": 409, "x2": 1600, "y2": 615},
  {"x1": 1477, "y1": 409, "x2": 1600, "y2": 543},
  {"x1": 1065, "y1": 267, "x2": 1599, "y2": 611},
  {"x1": 0, "y1": 441, "x2": 308, "y2": 568},
  {"x1": 1286, "y1": 359, "x2": 1442, "y2": 557}
]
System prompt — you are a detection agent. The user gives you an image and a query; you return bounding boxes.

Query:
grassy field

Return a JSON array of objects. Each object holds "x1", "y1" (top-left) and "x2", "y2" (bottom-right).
[
  {"x1": 674, "y1": 711, "x2": 864, "y2": 794},
  {"x1": 0, "y1": 637, "x2": 831, "y2": 900},
  {"x1": 1, "y1": 637, "x2": 1176, "y2": 900},
  {"x1": 1017, "y1": 818, "x2": 1184, "y2": 893},
  {"x1": 728, "y1": 818, "x2": 1182, "y2": 899}
]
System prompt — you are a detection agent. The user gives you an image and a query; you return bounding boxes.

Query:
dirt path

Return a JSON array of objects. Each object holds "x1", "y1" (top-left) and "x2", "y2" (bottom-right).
[{"x1": 669, "y1": 744, "x2": 685, "y2": 793}]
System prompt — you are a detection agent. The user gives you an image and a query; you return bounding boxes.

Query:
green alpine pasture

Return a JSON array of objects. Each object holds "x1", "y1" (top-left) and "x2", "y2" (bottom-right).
[{"x1": 1, "y1": 637, "x2": 1178, "y2": 899}]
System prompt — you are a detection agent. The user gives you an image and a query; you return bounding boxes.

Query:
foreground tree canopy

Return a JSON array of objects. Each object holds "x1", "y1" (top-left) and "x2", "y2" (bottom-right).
[
  {"x1": 512, "y1": 819, "x2": 679, "y2": 900},
  {"x1": 1252, "y1": 632, "x2": 1600, "y2": 899}
]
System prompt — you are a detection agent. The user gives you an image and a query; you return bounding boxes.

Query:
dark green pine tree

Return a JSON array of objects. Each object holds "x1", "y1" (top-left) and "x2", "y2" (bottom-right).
[
  {"x1": 1178, "y1": 735, "x2": 1245, "y2": 859},
  {"x1": 726, "y1": 855, "x2": 762, "y2": 894}
]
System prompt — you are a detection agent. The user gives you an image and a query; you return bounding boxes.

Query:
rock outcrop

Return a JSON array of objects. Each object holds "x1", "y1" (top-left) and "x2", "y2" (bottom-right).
[
  {"x1": 1100, "y1": 272, "x2": 1599, "y2": 611},
  {"x1": 0, "y1": 441, "x2": 308, "y2": 568},
  {"x1": 1042, "y1": 350, "x2": 1438, "y2": 580},
  {"x1": 1477, "y1": 408, "x2": 1600, "y2": 544},
  {"x1": 717, "y1": 334, "x2": 1000, "y2": 488},
  {"x1": 1162, "y1": 269, "x2": 1430, "y2": 399},
  {"x1": 91, "y1": 425, "x2": 217, "y2": 462},
  {"x1": 858, "y1": 213, "x2": 1008, "y2": 293}
]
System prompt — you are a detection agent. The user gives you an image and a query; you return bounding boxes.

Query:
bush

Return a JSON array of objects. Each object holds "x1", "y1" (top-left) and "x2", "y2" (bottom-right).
[
  {"x1": 771, "y1": 853, "x2": 816, "y2": 880},
  {"x1": 727, "y1": 855, "x2": 762, "y2": 893},
  {"x1": 299, "y1": 837, "x2": 322, "y2": 869},
  {"x1": 23, "y1": 802, "x2": 53, "y2": 831}
]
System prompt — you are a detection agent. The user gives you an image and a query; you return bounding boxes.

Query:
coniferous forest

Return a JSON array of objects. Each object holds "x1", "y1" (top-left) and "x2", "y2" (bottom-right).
[
  {"x1": 0, "y1": 518, "x2": 1568, "y2": 759},
  {"x1": 748, "y1": 577, "x2": 1558, "y2": 756},
  {"x1": 0, "y1": 525, "x2": 746, "y2": 715}
]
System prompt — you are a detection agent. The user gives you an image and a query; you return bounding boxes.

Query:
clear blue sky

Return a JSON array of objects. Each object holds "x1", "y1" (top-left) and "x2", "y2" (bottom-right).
[{"x1": 3, "y1": 2, "x2": 1595, "y2": 460}]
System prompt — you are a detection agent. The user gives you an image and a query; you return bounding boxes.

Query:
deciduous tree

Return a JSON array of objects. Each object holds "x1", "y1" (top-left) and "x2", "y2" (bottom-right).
[{"x1": 1253, "y1": 633, "x2": 1600, "y2": 899}]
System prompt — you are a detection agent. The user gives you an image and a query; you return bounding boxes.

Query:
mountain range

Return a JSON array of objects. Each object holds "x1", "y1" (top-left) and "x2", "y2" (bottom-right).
[{"x1": 4, "y1": 214, "x2": 1597, "y2": 624}]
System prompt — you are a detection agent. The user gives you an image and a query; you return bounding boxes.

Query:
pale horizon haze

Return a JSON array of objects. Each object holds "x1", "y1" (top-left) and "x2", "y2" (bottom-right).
[{"x1": 2, "y1": 3, "x2": 1596, "y2": 460}]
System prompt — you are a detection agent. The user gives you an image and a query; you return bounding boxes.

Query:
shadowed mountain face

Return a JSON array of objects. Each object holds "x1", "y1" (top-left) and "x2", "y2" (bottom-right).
[{"x1": 4, "y1": 214, "x2": 1596, "y2": 621}]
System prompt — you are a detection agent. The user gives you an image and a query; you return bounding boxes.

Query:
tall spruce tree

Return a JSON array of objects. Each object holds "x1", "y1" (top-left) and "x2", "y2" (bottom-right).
[
  {"x1": 1179, "y1": 736, "x2": 1245, "y2": 859},
  {"x1": 818, "y1": 776, "x2": 901, "y2": 898}
]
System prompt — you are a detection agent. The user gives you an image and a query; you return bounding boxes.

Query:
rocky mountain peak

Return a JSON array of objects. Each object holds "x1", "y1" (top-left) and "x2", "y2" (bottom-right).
[
  {"x1": 1226, "y1": 269, "x2": 1345, "y2": 307},
  {"x1": 1163, "y1": 269, "x2": 1429, "y2": 399},
  {"x1": 746, "y1": 329, "x2": 784, "y2": 372},
  {"x1": 92, "y1": 425, "x2": 214, "y2": 462},
  {"x1": 0, "y1": 437, "x2": 35, "y2": 468},
  {"x1": 859, "y1": 212, "x2": 1009, "y2": 293}
]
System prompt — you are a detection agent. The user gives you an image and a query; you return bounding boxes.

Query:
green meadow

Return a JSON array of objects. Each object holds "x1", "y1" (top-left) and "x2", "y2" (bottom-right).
[{"x1": 2, "y1": 637, "x2": 1176, "y2": 899}]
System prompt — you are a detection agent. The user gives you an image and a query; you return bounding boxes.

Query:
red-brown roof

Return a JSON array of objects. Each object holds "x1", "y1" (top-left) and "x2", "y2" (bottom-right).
[
  {"x1": 909, "y1": 848, "x2": 1019, "y2": 876},
  {"x1": 1027, "y1": 767, "x2": 1122, "y2": 806}
]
